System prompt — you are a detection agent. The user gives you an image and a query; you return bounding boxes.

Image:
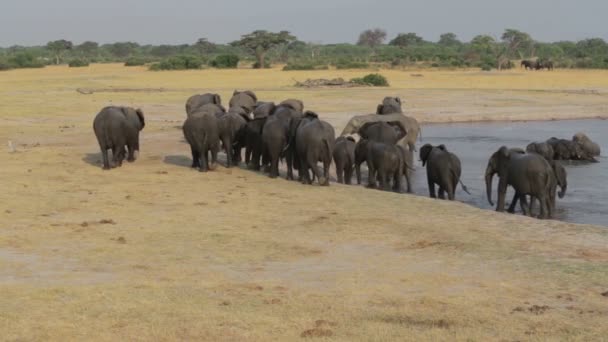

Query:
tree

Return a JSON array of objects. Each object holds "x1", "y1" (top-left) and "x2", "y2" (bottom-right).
[
  {"x1": 46, "y1": 39, "x2": 73, "y2": 64},
  {"x1": 76, "y1": 41, "x2": 98, "y2": 58},
  {"x1": 357, "y1": 28, "x2": 387, "y2": 48},
  {"x1": 106, "y1": 42, "x2": 139, "y2": 58},
  {"x1": 501, "y1": 29, "x2": 532, "y2": 59},
  {"x1": 231, "y1": 30, "x2": 296, "y2": 69},
  {"x1": 194, "y1": 38, "x2": 216, "y2": 55},
  {"x1": 438, "y1": 33, "x2": 461, "y2": 46},
  {"x1": 389, "y1": 33, "x2": 424, "y2": 47}
]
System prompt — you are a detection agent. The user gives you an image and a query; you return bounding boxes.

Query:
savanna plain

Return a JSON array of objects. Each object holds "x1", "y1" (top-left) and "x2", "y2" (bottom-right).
[{"x1": 2, "y1": 64, "x2": 608, "y2": 341}]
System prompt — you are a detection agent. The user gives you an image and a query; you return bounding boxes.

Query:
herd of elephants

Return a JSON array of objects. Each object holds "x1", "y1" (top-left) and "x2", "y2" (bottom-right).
[{"x1": 92, "y1": 90, "x2": 601, "y2": 220}]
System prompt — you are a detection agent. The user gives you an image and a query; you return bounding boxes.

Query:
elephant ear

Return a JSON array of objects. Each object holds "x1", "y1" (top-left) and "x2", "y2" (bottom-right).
[
  {"x1": 437, "y1": 144, "x2": 447, "y2": 151},
  {"x1": 395, "y1": 97, "x2": 402, "y2": 105},
  {"x1": 135, "y1": 108, "x2": 145, "y2": 129},
  {"x1": 304, "y1": 110, "x2": 318, "y2": 119},
  {"x1": 387, "y1": 121, "x2": 408, "y2": 141},
  {"x1": 498, "y1": 146, "x2": 510, "y2": 159},
  {"x1": 376, "y1": 104, "x2": 384, "y2": 115},
  {"x1": 213, "y1": 94, "x2": 222, "y2": 105},
  {"x1": 346, "y1": 136, "x2": 356, "y2": 143},
  {"x1": 238, "y1": 113, "x2": 251, "y2": 122},
  {"x1": 419, "y1": 144, "x2": 433, "y2": 166},
  {"x1": 233, "y1": 89, "x2": 239, "y2": 96},
  {"x1": 243, "y1": 90, "x2": 257, "y2": 102},
  {"x1": 358, "y1": 122, "x2": 379, "y2": 139}
]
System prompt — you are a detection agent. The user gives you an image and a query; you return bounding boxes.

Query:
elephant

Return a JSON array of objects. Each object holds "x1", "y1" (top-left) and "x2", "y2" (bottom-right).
[
  {"x1": 333, "y1": 136, "x2": 356, "y2": 184},
  {"x1": 292, "y1": 111, "x2": 335, "y2": 185},
  {"x1": 229, "y1": 90, "x2": 258, "y2": 114},
  {"x1": 535, "y1": 60, "x2": 554, "y2": 71},
  {"x1": 485, "y1": 146, "x2": 553, "y2": 219},
  {"x1": 573, "y1": 132, "x2": 600, "y2": 157},
  {"x1": 419, "y1": 144, "x2": 467, "y2": 200},
  {"x1": 185, "y1": 93, "x2": 222, "y2": 116},
  {"x1": 526, "y1": 142, "x2": 554, "y2": 161},
  {"x1": 216, "y1": 107, "x2": 249, "y2": 167},
  {"x1": 341, "y1": 96, "x2": 420, "y2": 153},
  {"x1": 508, "y1": 160, "x2": 567, "y2": 216},
  {"x1": 279, "y1": 99, "x2": 304, "y2": 113},
  {"x1": 358, "y1": 120, "x2": 407, "y2": 145},
  {"x1": 355, "y1": 139, "x2": 412, "y2": 192},
  {"x1": 93, "y1": 106, "x2": 145, "y2": 170},
  {"x1": 244, "y1": 102, "x2": 276, "y2": 170},
  {"x1": 521, "y1": 60, "x2": 535, "y2": 70},
  {"x1": 182, "y1": 112, "x2": 220, "y2": 172},
  {"x1": 262, "y1": 102, "x2": 302, "y2": 178},
  {"x1": 546, "y1": 137, "x2": 595, "y2": 161}
]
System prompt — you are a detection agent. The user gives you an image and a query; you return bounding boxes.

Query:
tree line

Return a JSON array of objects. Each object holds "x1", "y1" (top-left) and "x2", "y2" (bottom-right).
[{"x1": 1, "y1": 29, "x2": 607, "y2": 71}]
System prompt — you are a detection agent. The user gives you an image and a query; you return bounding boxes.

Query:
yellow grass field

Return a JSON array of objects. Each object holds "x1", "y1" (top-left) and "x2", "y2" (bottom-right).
[{"x1": 1, "y1": 64, "x2": 608, "y2": 341}]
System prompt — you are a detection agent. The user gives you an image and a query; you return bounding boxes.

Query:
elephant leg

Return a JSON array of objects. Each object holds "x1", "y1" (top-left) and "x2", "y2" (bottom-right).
[
  {"x1": 378, "y1": 168, "x2": 388, "y2": 190},
  {"x1": 428, "y1": 179, "x2": 436, "y2": 198},
  {"x1": 345, "y1": 164, "x2": 353, "y2": 185},
  {"x1": 111, "y1": 146, "x2": 124, "y2": 167},
  {"x1": 286, "y1": 149, "x2": 294, "y2": 181},
  {"x1": 367, "y1": 163, "x2": 377, "y2": 188},
  {"x1": 222, "y1": 136, "x2": 232, "y2": 167},
  {"x1": 438, "y1": 188, "x2": 446, "y2": 200},
  {"x1": 127, "y1": 144, "x2": 136, "y2": 162},
  {"x1": 308, "y1": 154, "x2": 324, "y2": 185},
  {"x1": 496, "y1": 181, "x2": 508, "y2": 212},
  {"x1": 336, "y1": 163, "x2": 344, "y2": 184},
  {"x1": 392, "y1": 170, "x2": 402, "y2": 193},
  {"x1": 507, "y1": 193, "x2": 519, "y2": 213},
  {"x1": 100, "y1": 147, "x2": 111, "y2": 170},
  {"x1": 211, "y1": 146, "x2": 218, "y2": 169},
  {"x1": 323, "y1": 158, "x2": 330, "y2": 186},
  {"x1": 356, "y1": 162, "x2": 362, "y2": 185},
  {"x1": 270, "y1": 155, "x2": 279, "y2": 179},
  {"x1": 190, "y1": 145, "x2": 200, "y2": 168},
  {"x1": 519, "y1": 194, "x2": 531, "y2": 216},
  {"x1": 447, "y1": 182, "x2": 455, "y2": 201},
  {"x1": 198, "y1": 149, "x2": 208, "y2": 172}
]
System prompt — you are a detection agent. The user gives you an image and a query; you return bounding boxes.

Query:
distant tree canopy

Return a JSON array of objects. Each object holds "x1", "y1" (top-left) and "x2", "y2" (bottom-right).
[
  {"x1": 231, "y1": 30, "x2": 296, "y2": 68},
  {"x1": 3, "y1": 29, "x2": 608, "y2": 71},
  {"x1": 357, "y1": 28, "x2": 387, "y2": 48}
]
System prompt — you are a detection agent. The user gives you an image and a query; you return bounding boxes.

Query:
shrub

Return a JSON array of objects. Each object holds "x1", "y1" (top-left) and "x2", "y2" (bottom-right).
[
  {"x1": 350, "y1": 73, "x2": 389, "y2": 87},
  {"x1": 210, "y1": 54, "x2": 239, "y2": 69},
  {"x1": 149, "y1": 55, "x2": 203, "y2": 71},
  {"x1": 68, "y1": 59, "x2": 89, "y2": 67},
  {"x1": 8, "y1": 52, "x2": 45, "y2": 69},
  {"x1": 335, "y1": 60, "x2": 370, "y2": 69},
  {"x1": 0, "y1": 59, "x2": 11, "y2": 71},
  {"x1": 282, "y1": 62, "x2": 329, "y2": 71},
  {"x1": 252, "y1": 57, "x2": 271, "y2": 69},
  {"x1": 124, "y1": 57, "x2": 146, "y2": 66}
]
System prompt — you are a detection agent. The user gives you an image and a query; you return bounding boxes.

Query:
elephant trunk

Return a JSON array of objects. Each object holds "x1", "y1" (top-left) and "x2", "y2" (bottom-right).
[
  {"x1": 485, "y1": 165, "x2": 495, "y2": 206},
  {"x1": 558, "y1": 183, "x2": 567, "y2": 198}
]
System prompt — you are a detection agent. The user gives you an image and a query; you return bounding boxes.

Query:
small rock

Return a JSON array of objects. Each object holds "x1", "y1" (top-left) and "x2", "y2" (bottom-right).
[
  {"x1": 99, "y1": 219, "x2": 116, "y2": 225},
  {"x1": 601, "y1": 291, "x2": 608, "y2": 297},
  {"x1": 80, "y1": 222, "x2": 89, "y2": 227},
  {"x1": 116, "y1": 237, "x2": 126, "y2": 244}
]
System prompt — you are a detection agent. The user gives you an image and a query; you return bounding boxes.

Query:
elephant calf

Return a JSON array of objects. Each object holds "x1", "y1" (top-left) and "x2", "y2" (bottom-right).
[
  {"x1": 216, "y1": 107, "x2": 249, "y2": 167},
  {"x1": 419, "y1": 144, "x2": 466, "y2": 200},
  {"x1": 93, "y1": 106, "x2": 145, "y2": 170},
  {"x1": 183, "y1": 111, "x2": 220, "y2": 172},
  {"x1": 185, "y1": 93, "x2": 222, "y2": 116},
  {"x1": 356, "y1": 139, "x2": 409, "y2": 192},
  {"x1": 333, "y1": 136, "x2": 356, "y2": 184},
  {"x1": 573, "y1": 132, "x2": 601, "y2": 158}
]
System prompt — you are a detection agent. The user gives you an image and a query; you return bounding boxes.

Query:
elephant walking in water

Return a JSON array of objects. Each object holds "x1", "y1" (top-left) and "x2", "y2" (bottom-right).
[{"x1": 419, "y1": 144, "x2": 468, "y2": 200}]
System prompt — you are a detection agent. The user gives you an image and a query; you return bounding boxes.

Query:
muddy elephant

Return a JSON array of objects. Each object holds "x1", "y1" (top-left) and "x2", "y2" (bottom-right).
[
  {"x1": 182, "y1": 112, "x2": 220, "y2": 172},
  {"x1": 292, "y1": 111, "x2": 335, "y2": 185},
  {"x1": 216, "y1": 107, "x2": 249, "y2": 167},
  {"x1": 185, "y1": 93, "x2": 222, "y2": 116},
  {"x1": 333, "y1": 136, "x2": 356, "y2": 184},
  {"x1": 93, "y1": 106, "x2": 145, "y2": 170},
  {"x1": 526, "y1": 142, "x2": 554, "y2": 161},
  {"x1": 573, "y1": 132, "x2": 600, "y2": 157},
  {"x1": 419, "y1": 144, "x2": 466, "y2": 200},
  {"x1": 485, "y1": 146, "x2": 553, "y2": 219},
  {"x1": 229, "y1": 90, "x2": 257, "y2": 114}
]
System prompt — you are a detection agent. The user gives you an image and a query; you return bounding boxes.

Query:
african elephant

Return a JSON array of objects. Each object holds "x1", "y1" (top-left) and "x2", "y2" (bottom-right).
[
  {"x1": 182, "y1": 112, "x2": 220, "y2": 172},
  {"x1": 573, "y1": 132, "x2": 600, "y2": 157},
  {"x1": 263, "y1": 102, "x2": 302, "y2": 178},
  {"x1": 358, "y1": 120, "x2": 407, "y2": 145},
  {"x1": 279, "y1": 99, "x2": 304, "y2": 113},
  {"x1": 546, "y1": 137, "x2": 595, "y2": 161},
  {"x1": 526, "y1": 142, "x2": 554, "y2": 161},
  {"x1": 508, "y1": 160, "x2": 567, "y2": 216},
  {"x1": 355, "y1": 139, "x2": 407, "y2": 192},
  {"x1": 333, "y1": 136, "x2": 356, "y2": 184},
  {"x1": 229, "y1": 90, "x2": 257, "y2": 114},
  {"x1": 216, "y1": 107, "x2": 249, "y2": 167},
  {"x1": 93, "y1": 106, "x2": 145, "y2": 170},
  {"x1": 419, "y1": 144, "x2": 465, "y2": 200},
  {"x1": 292, "y1": 111, "x2": 335, "y2": 185},
  {"x1": 485, "y1": 146, "x2": 553, "y2": 219},
  {"x1": 521, "y1": 60, "x2": 535, "y2": 70},
  {"x1": 185, "y1": 93, "x2": 222, "y2": 116},
  {"x1": 245, "y1": 102, "x2": 275, "y2": 170}
]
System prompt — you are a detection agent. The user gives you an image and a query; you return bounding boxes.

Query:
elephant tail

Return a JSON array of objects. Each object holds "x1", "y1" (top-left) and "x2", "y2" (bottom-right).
[{"x1": 450, "y1": 168, "x2": 471, "y2": 195}]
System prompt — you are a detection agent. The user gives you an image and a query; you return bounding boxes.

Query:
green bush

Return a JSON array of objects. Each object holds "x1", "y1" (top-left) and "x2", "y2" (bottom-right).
[
  {"x1": 8, "y1": 52, "x2": 45, "y2": 69},
  {"x1": 210, "y1": 54, "x2": 239, "y2": 69},
  {"x1": 68, "y1": 59, "x2": 89, "y2": 67},
  {"x1": 124, "y1": 57, "x2": 147, "y2": 66},
  {"x1": 282, "y1": 62, "x2": 329, "y2": 71},
  {"x1": 0, "y1": 59, "x2": 11, "y2": 71},
  {"x1": 350, "y1": 73, "x2": 389, "y2": 87},
  {"x1": 149, "y1": 55, "x2": 203, "y2": 71},
  {"x1": 335, "y1": 60, "x2": 369, "y2": 69}
]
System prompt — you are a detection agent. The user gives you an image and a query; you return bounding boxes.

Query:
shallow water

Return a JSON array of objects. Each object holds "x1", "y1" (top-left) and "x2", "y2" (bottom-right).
[{"x1": 409, "y1": 119, "x2": 607, "y2": 226}]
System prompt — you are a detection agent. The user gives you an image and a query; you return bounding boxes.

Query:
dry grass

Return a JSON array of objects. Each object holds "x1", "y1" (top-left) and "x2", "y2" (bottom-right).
[{"x1": 1, "y1": 64, "x2": 608, "y2": 341}]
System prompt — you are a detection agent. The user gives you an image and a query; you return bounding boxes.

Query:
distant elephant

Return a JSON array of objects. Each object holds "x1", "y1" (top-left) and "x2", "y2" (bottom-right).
[
  {"x1": 185, "y1": 93, "x2": 222, "y2": 116},
  {"x1": 229, "y1": 90, "x2": 258, "y2": 114},
  {"x1": 419, "y1": 144, "x2": 466, "y2": 200},
  {"x1": 526, "y1": 142, "x2": 554, "y2": 161},
  {"x1": 182, "y1": 112, "x2": 220, "y2": 172},
  {"x1": 521, "y1": 60, "x2": 535, "y2": 70},
  {"x1": 535, "y1": 60, "x2": 554, "y2": 71},
  {"x1": 355, "y1": 139, "x2": 407, "y2": 192},
  {"x1": 245, "y1": 102, "x2": 276, "y2": 170},
  {"x1": 93, "y1": 106, "x2": 145, "y2": 170},
  {"x1": 216, "y1": 107, "x2": 249, "y2": 167},
  {"x1": 547, "y1": 137, "x2": 595, "y2": 161},
  {"x1": 485, "y1": 146, "x2": 553, "y2": 219},
  {"x1": 292, "y1": 111, "x2": 335, "y2": 185},
  {"x1": 333, "y1": 136, "x2": 356, "y2": 184},
  {"x1": 573, "y1": 132, "x2": 600, "y2": 157},
  {"x1": 279, "y1": 99, "x2": 304, "y2": 113}
]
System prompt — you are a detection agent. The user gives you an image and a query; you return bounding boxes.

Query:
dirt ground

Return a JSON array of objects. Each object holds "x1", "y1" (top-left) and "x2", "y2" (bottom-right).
[{"x1": 1, "y1": 64, "x2": 608, "y2": 341}]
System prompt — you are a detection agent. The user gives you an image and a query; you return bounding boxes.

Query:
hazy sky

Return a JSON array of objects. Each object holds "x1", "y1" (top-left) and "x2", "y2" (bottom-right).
[{"x1": 2, "y1": 0, "x2": 607, "y2": 46}]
